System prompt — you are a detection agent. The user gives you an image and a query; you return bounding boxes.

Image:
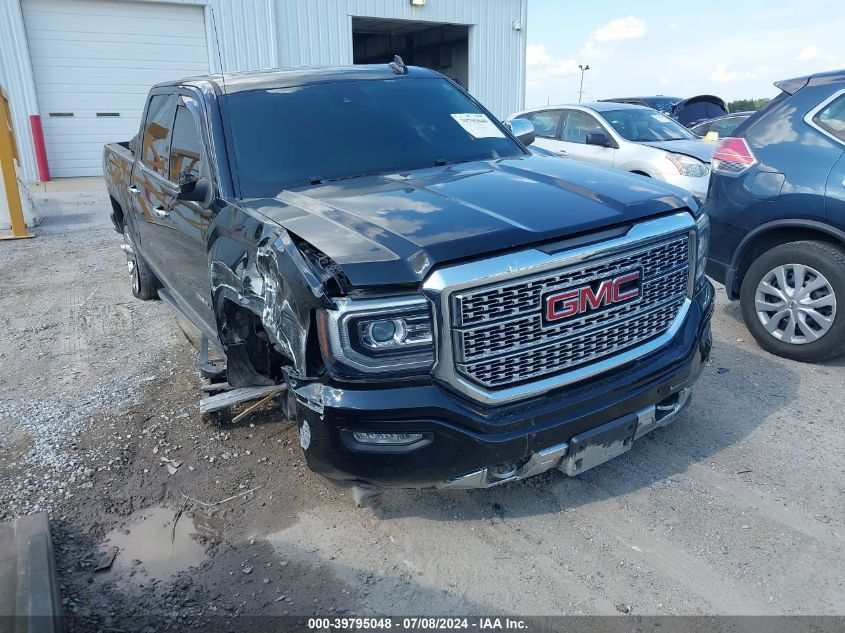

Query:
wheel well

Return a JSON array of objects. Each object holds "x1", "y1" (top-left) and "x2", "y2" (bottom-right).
[
  {"x1": 109, "y1": 196, "x2": 125, "y2": 228},
  {"x1": 734, "y1": 226, "x2": 845, "y2": 297},
  {"x1": 219, "y1": 298, "x2": 290, "y2": 385}
]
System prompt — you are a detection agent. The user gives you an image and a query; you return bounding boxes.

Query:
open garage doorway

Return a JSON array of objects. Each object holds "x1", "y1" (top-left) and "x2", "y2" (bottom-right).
[{"x1": 352, "y1": 18, "x2": 470, "y2": 88}]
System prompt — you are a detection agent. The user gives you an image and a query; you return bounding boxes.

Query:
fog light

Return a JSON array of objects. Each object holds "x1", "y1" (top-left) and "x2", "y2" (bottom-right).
[
  {"x1": 352, "y1": 432, "x2": 423, "y2": 445},
  {"x1": 489, "y1": 461, "x2": 519, "y2": 480}
]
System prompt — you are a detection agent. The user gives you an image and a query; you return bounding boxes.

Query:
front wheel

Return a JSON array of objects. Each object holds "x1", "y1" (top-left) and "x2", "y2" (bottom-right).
[{"x1": 740, "y1": 240, "x2": 845, "y2": 362}]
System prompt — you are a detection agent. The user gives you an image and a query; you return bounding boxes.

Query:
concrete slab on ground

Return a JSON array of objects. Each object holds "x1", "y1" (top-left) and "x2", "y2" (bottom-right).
[{"x1": 0, "y1": 512, "x2": 63, "y2": 629}]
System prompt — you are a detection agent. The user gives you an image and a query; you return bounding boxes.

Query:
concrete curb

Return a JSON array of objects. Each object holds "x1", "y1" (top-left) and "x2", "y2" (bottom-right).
[{"x1": 0, "y1": 512, "x2": 64, "y2": 632}]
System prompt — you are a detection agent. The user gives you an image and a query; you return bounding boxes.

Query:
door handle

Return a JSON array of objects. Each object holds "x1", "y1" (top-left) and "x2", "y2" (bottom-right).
[
  {"x1": 128, "y1": 185, "x2": 140, "y2": 195},
  {"x1": 153, "y1": 206, "x2": 169, "y2": 219},
  {"x1": 557, "y1": 149, "x2": 568, "y2": 156}
]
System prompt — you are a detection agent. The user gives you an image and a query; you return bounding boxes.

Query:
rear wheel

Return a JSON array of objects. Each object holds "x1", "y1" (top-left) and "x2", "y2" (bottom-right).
[
  {"x1": 122, "y1": 223, "x2": 159, "y2": 301},
  {"x1": 740, "y1": 240, "x2": 845, "y2": 362}
]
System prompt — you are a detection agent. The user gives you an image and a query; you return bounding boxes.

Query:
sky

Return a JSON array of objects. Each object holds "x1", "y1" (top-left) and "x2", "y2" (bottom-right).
[{"x1": 524, "y1": 1, "x2": 845, "y2": 108}]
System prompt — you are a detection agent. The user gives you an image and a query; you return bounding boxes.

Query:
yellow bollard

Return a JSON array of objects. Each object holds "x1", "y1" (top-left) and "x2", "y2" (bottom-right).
[{"x1": 0, "y1": 86, "x2": 34, "y2": 240}]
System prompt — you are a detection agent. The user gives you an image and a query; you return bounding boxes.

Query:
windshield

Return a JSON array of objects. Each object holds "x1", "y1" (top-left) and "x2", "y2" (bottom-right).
[
  {"x1": 604, "y1": 109, "x2": 697, "y2": 142},
  {"x1": 225, "y1": 77, "x2": 523, "y2": 198}
]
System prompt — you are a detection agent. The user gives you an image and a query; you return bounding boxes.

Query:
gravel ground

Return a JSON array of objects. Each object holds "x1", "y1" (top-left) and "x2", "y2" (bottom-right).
[{"x1": 1, "y1": 186, "x2": 844, "y2": 630}]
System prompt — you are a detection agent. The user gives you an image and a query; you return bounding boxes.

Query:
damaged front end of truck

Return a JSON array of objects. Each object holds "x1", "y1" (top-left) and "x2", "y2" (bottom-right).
[
  {"x1": 206, "y1": 204, "x2": 350, "y2": 422},
  {"x1": 203, "y1": 186, "x2": 713, "y2": 495}
]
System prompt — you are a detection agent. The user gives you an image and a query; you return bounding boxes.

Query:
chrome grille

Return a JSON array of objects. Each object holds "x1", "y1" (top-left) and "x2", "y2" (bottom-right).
[
  {"x1": 456, "y1": 238, "x2": 689, "y2": 326},
  {"x1": 451, "y1": 235, "x2": 691, "y2": 389},
  {"x1": 461, "y1": 304, "x2": 681, "y2": 387}
]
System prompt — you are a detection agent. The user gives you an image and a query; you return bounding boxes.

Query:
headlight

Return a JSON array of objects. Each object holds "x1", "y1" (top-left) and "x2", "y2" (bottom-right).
[
  {"x1": 666, "y1": 153, "x2": 709, "y2": 178},
  {"x1": 695, "y1": 213, "x2": 710, "y2": 285},
  {"x1": 318, "y1": 296, "x2": 435, "y2": 378}
]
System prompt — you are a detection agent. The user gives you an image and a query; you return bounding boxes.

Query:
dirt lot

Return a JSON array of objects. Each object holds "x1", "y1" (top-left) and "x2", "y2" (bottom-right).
[{"x1": 1, "y1": 184, "x2": 844, "y2": 631}]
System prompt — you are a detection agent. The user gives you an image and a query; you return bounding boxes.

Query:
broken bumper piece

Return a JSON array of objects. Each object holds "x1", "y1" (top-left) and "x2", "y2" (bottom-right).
[{"x1": 438, "y1": 388, "x2": 691, "y2": 489}]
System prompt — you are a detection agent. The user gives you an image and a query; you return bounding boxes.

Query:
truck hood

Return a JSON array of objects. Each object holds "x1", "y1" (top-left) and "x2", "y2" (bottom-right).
[
  {"x1": 240, "y1": 155, "x2": 697, "y2": 289},
  {"x1": 639, "y1": 139, "x2": 715, "y2": 163}
]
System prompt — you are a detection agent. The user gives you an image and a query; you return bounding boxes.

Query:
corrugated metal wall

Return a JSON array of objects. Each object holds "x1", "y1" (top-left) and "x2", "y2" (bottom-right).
[
  {"x1": 0, "y1": 0, "x2": 526, "y2": 181},
  {"x1": 193, "y1": 0, "x2": 277, "y2": 72},
  {"x1": 274, "y1": 0, "x2": 527, "y2": 120},
  {"x1": 0, "y1": 0, "x2": 41, "y2": 182}
]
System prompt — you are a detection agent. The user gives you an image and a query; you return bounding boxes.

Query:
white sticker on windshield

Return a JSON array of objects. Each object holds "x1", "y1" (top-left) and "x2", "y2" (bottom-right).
[{"x1": 451, "y1": 113, "x2": 505, "y2": 139}]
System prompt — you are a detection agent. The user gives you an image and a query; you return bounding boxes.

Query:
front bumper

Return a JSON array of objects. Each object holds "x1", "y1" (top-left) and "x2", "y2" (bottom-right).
[{"x1": 295, "y1": 281, "x2": 714, "y2": 489}]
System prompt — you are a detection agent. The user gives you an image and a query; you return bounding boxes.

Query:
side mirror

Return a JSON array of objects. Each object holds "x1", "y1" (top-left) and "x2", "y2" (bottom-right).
[
  {"x1": 586, "y1": 132, "x2": 611, "y2": 147},
  {"x1": 505, "y1": 118, "x2": 536, "y2": 146},
  {"x1": 177, "y1": 176, "x2": 210, "y2": 202}
]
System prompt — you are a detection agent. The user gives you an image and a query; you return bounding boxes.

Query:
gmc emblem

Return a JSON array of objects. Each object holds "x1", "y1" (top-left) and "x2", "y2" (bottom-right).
[{"x1": 544, "y1": 269, "x2": 642, "y2": 324}]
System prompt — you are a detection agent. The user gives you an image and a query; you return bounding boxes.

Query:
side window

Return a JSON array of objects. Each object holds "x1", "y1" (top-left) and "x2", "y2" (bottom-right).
[
  {"x1": 691, "y1": 122, "x2": 710, "y2": 136},
  {"x1": 562, "y1": 110, "x2": 606, "y2": 144},
  {"x1": 813, "y1": 94, "x2": 845, "y2": 143},
  {"x1": 526, "y1": 111, "x2": 562, "y2": 138},
  {"x1": 711, "y1": 117, "x2": 743, "y2": 137},
  {"x1": 169, "y1": 101, "x2": 205, "y2": 185},
  {"x1": 141, "y1": 95, "x2": 175, "y2": 177}
]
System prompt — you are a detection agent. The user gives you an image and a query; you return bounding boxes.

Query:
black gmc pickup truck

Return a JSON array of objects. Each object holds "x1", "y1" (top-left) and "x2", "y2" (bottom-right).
[{"x1": 103, "y1": 63, "x2": 714, "y2": 489}]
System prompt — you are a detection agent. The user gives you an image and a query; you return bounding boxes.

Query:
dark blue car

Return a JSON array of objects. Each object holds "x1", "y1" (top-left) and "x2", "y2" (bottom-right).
[{"x1": 705, "y1": 69, "x2": 845, "y2": 362}]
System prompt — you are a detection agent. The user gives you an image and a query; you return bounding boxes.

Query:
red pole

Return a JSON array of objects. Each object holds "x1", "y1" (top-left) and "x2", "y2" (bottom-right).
[{"x1": 29, "y1": 114, "x2": 50, "y2": 182}]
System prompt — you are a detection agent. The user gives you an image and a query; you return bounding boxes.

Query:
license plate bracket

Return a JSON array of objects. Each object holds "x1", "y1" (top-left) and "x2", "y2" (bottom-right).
[{"x1": 561, "y1": 414, "x2": 638, "y2": 476}]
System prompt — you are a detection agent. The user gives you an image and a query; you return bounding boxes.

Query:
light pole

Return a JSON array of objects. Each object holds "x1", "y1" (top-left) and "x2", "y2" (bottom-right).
[{"x1": 578, "y1": 64, "x2": 590, "y2": 103}]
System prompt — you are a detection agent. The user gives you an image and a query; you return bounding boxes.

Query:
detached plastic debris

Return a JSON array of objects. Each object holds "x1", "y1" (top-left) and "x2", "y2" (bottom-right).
[{"x1": 159, "y1": 456, "x2": 182, "y2": 476}]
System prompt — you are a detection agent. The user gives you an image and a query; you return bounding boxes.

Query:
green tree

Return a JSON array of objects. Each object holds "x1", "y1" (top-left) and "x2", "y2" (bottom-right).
[{"x1": 727, "y1": 98, "x2": 771, "y2": 113}]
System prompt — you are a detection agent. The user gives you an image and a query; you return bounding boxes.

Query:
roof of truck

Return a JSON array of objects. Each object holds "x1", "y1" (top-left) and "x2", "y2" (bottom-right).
[{"x1": 156, "y1": 64, "x2": 441, "y2": 94}]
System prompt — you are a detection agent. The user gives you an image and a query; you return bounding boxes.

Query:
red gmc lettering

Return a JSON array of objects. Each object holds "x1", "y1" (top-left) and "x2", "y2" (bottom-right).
[
  {"x1": 545, "y1": 270, "x2": 641, "y2": 323},
  {"x1": 612, "y1": 271, "x2": 641, "y2": 302},
  {"x1": 545, "y1": 288, "x2": 580, "y2": 321},
  {"x1": 579, "y1": 281, "x2": 612, "y2": 313}
]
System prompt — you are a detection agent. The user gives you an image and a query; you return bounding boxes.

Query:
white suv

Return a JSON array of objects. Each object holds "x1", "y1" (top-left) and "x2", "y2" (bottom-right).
[{"x1": 510, "y1": 102, "x2": 715, "y2": 201}]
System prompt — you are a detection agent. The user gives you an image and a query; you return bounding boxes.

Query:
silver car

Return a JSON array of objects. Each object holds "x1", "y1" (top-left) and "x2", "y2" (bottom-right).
[{"x1": 510, "y1": 102, "x2": 715, "y2": 201}]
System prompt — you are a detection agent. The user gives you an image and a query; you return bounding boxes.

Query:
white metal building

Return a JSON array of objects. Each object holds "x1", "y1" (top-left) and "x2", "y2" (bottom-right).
[{"x1": 0, "y1": 0, "x2": 528, "y2": 180}]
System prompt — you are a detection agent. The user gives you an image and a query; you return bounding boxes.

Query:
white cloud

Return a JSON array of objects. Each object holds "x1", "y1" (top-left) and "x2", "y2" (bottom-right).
[
  {"x1": 667, "y1": 23, "x2": 680, "y2": 31},
  {"x1": 579, "y1": 16, "x2": 647, "y2": 60},
  {"x1": 592, "y1": 16, "x2": 648, "y2": 43},
  {"x1": 526, "y1": 44, "x2": 551, "y2": 66},
  {"x1": 709, "y1": 62, "x2": 738, "y2": 83},
  {"x1": 798, "y1": 44, "x2": 820, "y2": 61},
  {"x1": 743, "y1": 64, "x2": 771, "y2": 79},
  {"x1": 580, "y1": 39, "x2": 612, "y2": 60},
  {"x1": 526, "y1": 58, "x2": 580, "y2": 83},
  {"x1": 525, "y1": 42, "x2": 580, "y2": 86}
]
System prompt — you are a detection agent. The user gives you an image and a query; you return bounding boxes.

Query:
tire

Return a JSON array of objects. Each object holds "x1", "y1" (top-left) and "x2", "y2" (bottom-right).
[
  {"x1": 122, "y1": 222, "x2": 159, "y2": 301},
  {"x1": 740, "y1": 240, "x2": 845, "y2": 362}
]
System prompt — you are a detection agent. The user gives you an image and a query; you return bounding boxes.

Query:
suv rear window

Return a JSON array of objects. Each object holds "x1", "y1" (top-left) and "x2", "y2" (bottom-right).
[{"x1": 813, "y1": 93, "x2": 845, "y2": 142}]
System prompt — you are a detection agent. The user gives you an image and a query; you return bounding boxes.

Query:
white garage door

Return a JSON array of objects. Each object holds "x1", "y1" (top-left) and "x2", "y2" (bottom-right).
[{"x1": 22, "y1": 0, "x2": 210, "y2": 177}]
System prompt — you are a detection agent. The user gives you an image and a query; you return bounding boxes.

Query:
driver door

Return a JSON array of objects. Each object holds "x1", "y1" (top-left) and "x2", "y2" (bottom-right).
[{"x1": 157, "y1": 94, "x2": 217, "y2": 328}]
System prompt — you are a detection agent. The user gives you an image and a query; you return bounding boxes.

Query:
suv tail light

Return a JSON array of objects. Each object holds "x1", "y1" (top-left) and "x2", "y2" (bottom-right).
[{"x1": 712, "y1": 137, "x2": 757, "y2": 175}]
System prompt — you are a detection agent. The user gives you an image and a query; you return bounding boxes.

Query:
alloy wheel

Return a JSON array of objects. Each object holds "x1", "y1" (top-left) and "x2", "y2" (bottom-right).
[
  {"x1": 122, "y1": 225, "x2": 140, "y2": 294},
  {"x1": 754, "y1": 263, "x2": 837, "y2": 345}
]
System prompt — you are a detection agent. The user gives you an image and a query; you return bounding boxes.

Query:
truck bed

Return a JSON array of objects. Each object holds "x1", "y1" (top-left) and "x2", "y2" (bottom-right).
[{"x1": 103, "y1": 141, "x2": 135, "y2": 230}]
